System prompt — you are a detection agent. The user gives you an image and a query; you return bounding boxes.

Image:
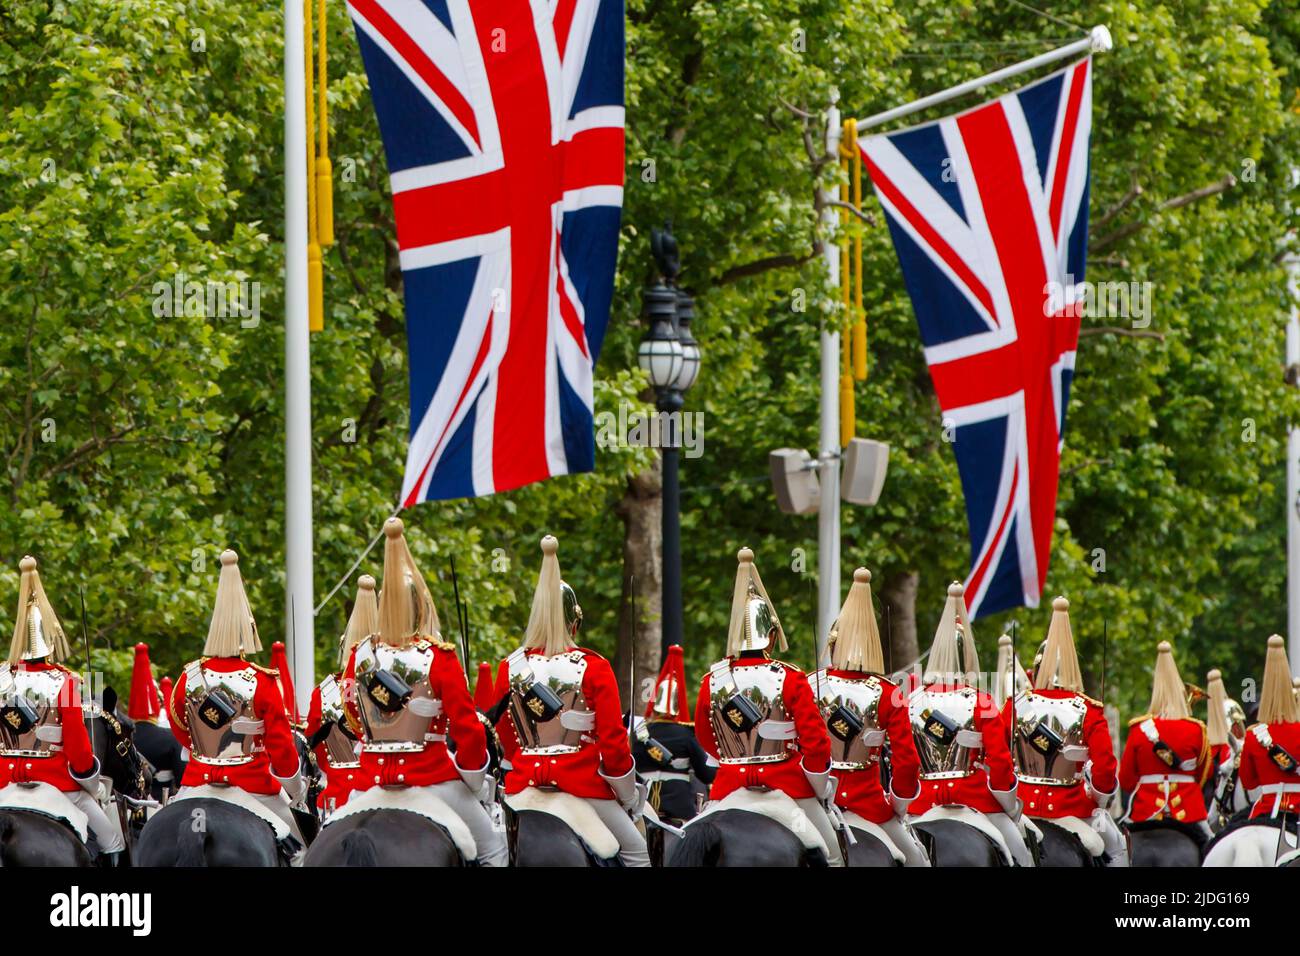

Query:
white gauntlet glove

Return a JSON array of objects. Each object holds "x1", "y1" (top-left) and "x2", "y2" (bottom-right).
[
  {"x1": 273, "y1": 763, "x2": 307, "y2": 806},
  {"x1": 802, "y1": 761, "x2": 835, "y2": 802},
  {"x1": 600, "y1": 765, "x2": 642, "y2": 813}
]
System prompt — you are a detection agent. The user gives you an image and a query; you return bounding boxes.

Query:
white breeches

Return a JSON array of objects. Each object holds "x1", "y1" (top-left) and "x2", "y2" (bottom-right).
[
  {"x1": 879, "y1": 815, "x2": 931, "y2": 867},
  {"x1": 425, "y1": 780, "x2": 509, "y2": 867},
  {"x1": 65, "y1": 790, "x2": 126, "y2": 854},
  {"x1": 586, "y1": 798, "x2": 651, "y2": 867},
  {"x1": 793, "y1": 797, "x2": 845, "y2": 867},
  {"x1": 988, "y1": 812, "x2": 1035, "y2": 867}
]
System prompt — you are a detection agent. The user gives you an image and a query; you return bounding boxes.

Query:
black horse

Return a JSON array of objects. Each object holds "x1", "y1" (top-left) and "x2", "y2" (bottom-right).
[
  {"x1": 667, "y1": 809, "x2": 825, "y2": 867},
  {"x1": 306, "y1": 809, "x2": 463, "y2": 866},
  {"x1": 510, "y1": 806, "x2": 621, "y2": 866},
  {"x1": 0, "y1": 686, "x2": 150, "y2": 867},
  {"x1": 135, "y1": 797, "x2": 283, "y2": 866},
  {"x1": 1034, "y1": 818, "x2": 1103, "y2": 867},
  {"x1": 1127, "y1": 820, "x2": 1203, "y2": 866},
  {"x1": 845, "y1": 824, "x2": 905, "y2": 866},
  {"x1": 911, "y1": 818, "x2": 1008, "y2": 866}
]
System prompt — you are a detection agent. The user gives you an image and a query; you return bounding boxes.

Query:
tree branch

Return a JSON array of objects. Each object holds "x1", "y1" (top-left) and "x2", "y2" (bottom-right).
[
  {"x1": 710, "y1": 251, "x2": 816, "y2": 288},
  {"x1": 1077, "y1": 326, "x2": 1165, "y2": 341},
  {"x1": 824, "y1": 198, "x2": 876, "y2": 226},
  {"x1": 1090, "y1": 174, "x2": 1237, "y2": 252}
]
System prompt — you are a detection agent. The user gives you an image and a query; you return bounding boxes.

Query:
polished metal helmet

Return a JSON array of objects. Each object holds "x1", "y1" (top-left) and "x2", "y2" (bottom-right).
[
  {"x1": 1224, "y1": 695, "x2": 1247, "y2": 738},
  {"x1": 560, "y1": 580, "x2": 582, "y2": 638},
  {"x1": 21, "y1": 598, "x2": 56, "y2": 661},
  {"x1": 740, "y1": 584, "x2": 777, "y2": 652},
  {"x1": 406, "y1": 569, "x2": 438, "y2": 638}
]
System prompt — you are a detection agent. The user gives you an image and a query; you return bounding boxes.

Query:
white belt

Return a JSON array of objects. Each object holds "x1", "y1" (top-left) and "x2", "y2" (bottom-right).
[
  {"x1": 424, "y1": 732, "x2": 447, "y2": 743},
  {"x1": 34, "y1": 726, "x2": 63, "y2": 743},
  {"x1": 1137, "y1": 774, "x2": 1194, "y2": 785},
  {"x1": 231, "y1": 718, "x2": 265, "y2": 735},
  {"x1": 757, "y1": 720, "x2": 796, "y2": 741},
  {"x1": 641, "y1": 770, "x2": 691, "y2": 784},
  {"x1": 558, "y1": 709, "x2": 596, "y2": 731}
]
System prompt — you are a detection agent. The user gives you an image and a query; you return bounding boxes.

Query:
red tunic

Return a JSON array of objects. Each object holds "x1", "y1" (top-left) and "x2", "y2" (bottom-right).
[
  {"x1": 0, "y1": 662, "x2": 96, "y2": 792},
  {"x1": 1238, "y1": 721, "x2": 1300, "y2": 818},
  {"x1": 908, "y1": 683, "x2": 1015, "y2": 816},
  {"x1": 343, "y1": 639, "x2": 486, "y2": 788},
  {"x1": 305, "y1": 681, "x2": 366, "y2": 811},
  {"x1": 825, "y1": 671, "x2": 919, "y2": 824},
  {"x1": 693, "y1": 656, "x2": 832, "y2": 802},
  {"x1": 169, "y1": 656, "x2": 301, "y2": 795},
  {"x1": 1002, "y1": 689, "x2": 1117, "y2": 819},
  {"x1": 1118, "y1": 715, "x2": 1210, "y2": 823},
  {"x1": 495, "y1": 647, "x2": 633, "y2": 800}
]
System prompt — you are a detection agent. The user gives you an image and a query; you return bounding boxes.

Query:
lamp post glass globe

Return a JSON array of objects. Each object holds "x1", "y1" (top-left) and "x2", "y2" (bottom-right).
[
  {"x1": 637, "y1": 334, "x2": 684, "y2": 390},
  {"x1": 673, "y1": 339, "x2": 700, "y2": 392}
]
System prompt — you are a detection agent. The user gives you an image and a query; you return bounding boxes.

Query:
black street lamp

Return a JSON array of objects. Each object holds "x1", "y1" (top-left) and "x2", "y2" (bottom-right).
[{"x1": 638, "y1": 225, "x2": 701, "y2": 658}]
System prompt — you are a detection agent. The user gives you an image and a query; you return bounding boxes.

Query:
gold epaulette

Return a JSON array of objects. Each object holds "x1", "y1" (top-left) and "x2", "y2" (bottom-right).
[
  {"x1": 1129, "y1": 712, "x2": 1153, "y2": 727},
  {"x1": 249, "y1": 661, "x2": 280, "y2": 677},
  {"x1": 1079, "y1": 693, "x2": 1103, "y2": 709},
  {"x1": 575, "y1": 646, "x2": 607, "y2": 662},
  {"x1": 432, "y1": 639, "x2": 457, "y2": 653}
]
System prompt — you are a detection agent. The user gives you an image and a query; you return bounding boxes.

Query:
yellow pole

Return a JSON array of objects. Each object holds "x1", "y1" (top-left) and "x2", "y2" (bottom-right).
[
  {"x1": 315, "y1": 0, "x2": 334, "y2": 248},
  {"x1": 305, "y1": 0, "x2": 323, "y2": 332}
]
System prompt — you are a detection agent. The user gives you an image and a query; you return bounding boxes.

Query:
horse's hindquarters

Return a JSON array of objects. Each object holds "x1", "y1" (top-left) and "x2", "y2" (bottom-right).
[
  {"x1": 306, "y1": 809, "x2": 462, "y2": 867},
  {"x1": 0, "y1": 810, "x2": 92, "y2": 867},
  {"x1": 134, "y1": 799, "x2": 280, "y2": 867}
]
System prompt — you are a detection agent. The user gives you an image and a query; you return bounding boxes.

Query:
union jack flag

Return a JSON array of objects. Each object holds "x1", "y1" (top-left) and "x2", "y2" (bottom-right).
[
  {"x1": 347, "y1": 0, "x2": 625, "y2": 504},
  {"x1": 860, "y1": 59, "x2": 1093, "y2": 618}
]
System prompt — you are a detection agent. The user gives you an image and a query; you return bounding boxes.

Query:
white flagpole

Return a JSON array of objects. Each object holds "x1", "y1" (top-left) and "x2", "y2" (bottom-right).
[
  {"x1": 284, "y1": 0, "x2": 316, "y2": 713},
  {"x1": 854, "y1": 25, "x2": 1112, "y2": 133},
  {"x1": 817, "y1": 99, "x2": 842, "y2": 664}
]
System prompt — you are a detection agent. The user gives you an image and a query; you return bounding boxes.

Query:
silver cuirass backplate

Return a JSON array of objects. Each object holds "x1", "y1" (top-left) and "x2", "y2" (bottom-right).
[
  {"x1": 352, "y1": 637, "x2": 440, "y2": 753},
  {"x1": 812, "y1": 670, "x2": 884, "y2": 770},
  {"x1": 909, "y1": 685, "x2": 981, "y2": 780},
  {"x1": 507, "y1": 649, "x2": 593, "y2": 756},
  {"x1": 1012, "y1": 691, "x2": 1087, "y2": 786},
  {"x1": 183, "y1": 661, "x2": 262, "y2": 766},
  {"x1": 317, "y1": 674, "x2": 360, "y2": 768},
  {"x1": 708, "y1": 660, "x2": 794, "y2": 765},
  {"x1": 0, "y1": 663, "x2": 69, "y2": 758}
]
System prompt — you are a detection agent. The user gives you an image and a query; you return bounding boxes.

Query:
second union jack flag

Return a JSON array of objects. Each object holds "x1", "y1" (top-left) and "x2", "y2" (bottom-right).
[
  {"x1": 348, "y1": 0, "x2": 625, "y2": 504},
  {"x1": 860, "y1": 59, "x2": 1093, "y2": 617}
]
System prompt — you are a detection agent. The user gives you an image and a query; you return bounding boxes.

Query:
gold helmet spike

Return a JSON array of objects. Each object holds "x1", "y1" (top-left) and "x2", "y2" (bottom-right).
[{"x1": 9, "y1": 555, "x2": 71, "y2": 665}]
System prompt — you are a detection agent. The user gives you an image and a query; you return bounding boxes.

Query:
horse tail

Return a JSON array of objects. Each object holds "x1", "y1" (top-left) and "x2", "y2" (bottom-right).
[
  {"x1": 341, "y1": 830, "x2": 379, "y2": 867},
  {"x1": 174, "y1": 824, "x2": 210, "y2": 867},
  {"x1": 668, "y1": 820, "x2": 721, "y2": 868}
]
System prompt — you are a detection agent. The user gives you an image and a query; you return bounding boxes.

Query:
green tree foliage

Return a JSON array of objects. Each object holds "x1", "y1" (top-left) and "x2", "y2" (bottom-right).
[{"x1": 0, "y1": 0, "x2": 1296, "y2": 723}]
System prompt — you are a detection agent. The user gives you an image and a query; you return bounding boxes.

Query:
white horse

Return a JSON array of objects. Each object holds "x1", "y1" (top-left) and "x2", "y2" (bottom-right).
[{"x1": 1203, "y1": 819, "x2": 1298, "y2": 866}]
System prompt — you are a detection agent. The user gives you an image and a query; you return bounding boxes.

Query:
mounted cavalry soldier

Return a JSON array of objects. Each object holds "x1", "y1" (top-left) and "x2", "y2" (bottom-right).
[
  {"x1": 0, "y1": 556, "x2": 125, "y2": 864},
  {"x1": 337, "y1": 518, "x2": 506, "y2": 866},
  {"x1": 812, "y1": 567, "x2": 927, "y2": 865},
  {"x1": 634, "y1": 643, "x2": 714, "y2": 824},
  {"x1": 128, "y1": 642, "x2": 185, "y2": 802},
  {"x1": 907, "y1": 582, "x2": 1032, "y2": 866},
  {"x1": 167, "y1": 550, "x2": 308, "y2": 858},
  {"x1": 1004, "y1": 596, "x2": 1123, "y2": 865},
  {"x1": 1204, "y1": 667, "x2": 1248, "y2": 827},
  {"x1": 691, "y1": 547, "x2": 842, "y2": 865},
  {"x1": 305, "y1": 574, "x2": 376, "y2": 818},
  {"x1": 495, "y1": 535, "x2": 648, "y2": 866},
  {"x1": 1118, "y1": 641, "x2": 1211, "y2": 861},
  {"x1": 1236, "y1": 636, "x2": 1300, "y2": 821}
]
